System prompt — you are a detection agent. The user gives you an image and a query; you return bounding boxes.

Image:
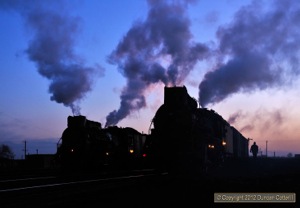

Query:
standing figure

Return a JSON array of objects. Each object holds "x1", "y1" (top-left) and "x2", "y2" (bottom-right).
[{"x1": 250, "y1": 142, "x2": 259, "y2": 158}]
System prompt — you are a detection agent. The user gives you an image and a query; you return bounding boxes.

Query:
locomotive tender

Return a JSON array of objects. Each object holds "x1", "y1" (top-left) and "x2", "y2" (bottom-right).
[{"x1": 148, "y1": 85, "x2": 249, "y2": 175}]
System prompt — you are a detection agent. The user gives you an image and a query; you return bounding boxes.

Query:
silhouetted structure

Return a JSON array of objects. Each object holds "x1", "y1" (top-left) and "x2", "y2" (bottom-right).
[
  {"x1": 149, "y1": 85, "x2": 249, "y2": 176},
  {"x1": 250, "y1": 142, "x2": 259, "y2": 158}
]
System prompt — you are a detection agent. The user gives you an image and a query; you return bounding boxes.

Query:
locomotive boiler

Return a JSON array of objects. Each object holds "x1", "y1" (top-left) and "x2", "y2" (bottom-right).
[{"x1": 148, "y1": 85, "x2": 249, "y2": 176}]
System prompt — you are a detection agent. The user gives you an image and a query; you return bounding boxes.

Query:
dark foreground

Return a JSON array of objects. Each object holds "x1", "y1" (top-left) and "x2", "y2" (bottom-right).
[
  {"x1": 1, "y1": 157, "x2": 300, "y2": 207},
  {"x1": 141, "y1": 157, "x2": 300, "y2": 207}
]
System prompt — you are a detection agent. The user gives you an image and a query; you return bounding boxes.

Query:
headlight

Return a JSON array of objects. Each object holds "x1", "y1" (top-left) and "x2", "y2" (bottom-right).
[{"x1": 208, "y1": 144, "x2": 214, "y2": 149}]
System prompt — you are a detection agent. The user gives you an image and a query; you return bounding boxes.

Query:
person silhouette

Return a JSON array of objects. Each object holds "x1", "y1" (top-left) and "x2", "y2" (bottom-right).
[{"x1": 250, "y1": 142, "x2": 259, "y2": 158}]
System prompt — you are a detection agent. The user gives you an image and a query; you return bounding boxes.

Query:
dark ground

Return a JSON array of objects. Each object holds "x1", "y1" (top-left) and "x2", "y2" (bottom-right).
[
  {"x1": 148, "y1": 157, "x2": 300, "y2": 207},
  {"x1": 1, "y1": 157, "x2": 300, "y2": 207}
]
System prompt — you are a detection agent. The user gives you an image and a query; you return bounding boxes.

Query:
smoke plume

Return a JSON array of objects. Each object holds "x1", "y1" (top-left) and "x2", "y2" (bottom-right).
[
  {"x1": 199, "y1": 0, "x2": 300, "y2": 107},
  {"x1": 0, "y1": 0, "x2": 103, "y2": 115},
  {"x1": 105, "y1": 0, "x2": 209, "y2": 127}
]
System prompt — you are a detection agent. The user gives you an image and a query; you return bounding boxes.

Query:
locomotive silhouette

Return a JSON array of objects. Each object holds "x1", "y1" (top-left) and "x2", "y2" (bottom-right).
[
  {"x1": 56, "y1": 116, "x2": 149, "y2": 170},
  {"x1": 147, "y1": 85, "x2": 249, "y2": 175}
]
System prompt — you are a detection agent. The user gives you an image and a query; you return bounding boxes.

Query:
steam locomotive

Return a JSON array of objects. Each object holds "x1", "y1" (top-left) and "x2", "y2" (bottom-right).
[
  {"x1": 56, "y1": 116, "x2": 149, "y2": 171},
  {"x1": 146, "y1": 85, "x2": 249, "y2": 176}
]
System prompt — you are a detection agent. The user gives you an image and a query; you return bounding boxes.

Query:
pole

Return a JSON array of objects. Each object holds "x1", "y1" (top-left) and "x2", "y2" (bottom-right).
[
  {"x1": 266, "y1": 140, "x2": 268, "y2": 158},
  {"x1": 24, "y1": 140, "x2": 27, "y2": 160}
]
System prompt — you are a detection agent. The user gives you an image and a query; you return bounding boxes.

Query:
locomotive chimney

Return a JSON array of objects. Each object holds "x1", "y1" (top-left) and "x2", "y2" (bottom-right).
[
  {"x1": 164, "y1": 85, "x2": 187, "y2": 108},
  {"x1": 164, "y1": 85, "x2": 197, "y2": 110},
  {"x1": 67, "y1": 115, "x2": 87, "y2": 128}
]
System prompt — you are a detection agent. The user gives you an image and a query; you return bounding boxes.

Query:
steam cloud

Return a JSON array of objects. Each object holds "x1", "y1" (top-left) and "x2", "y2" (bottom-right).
[
  {"x1": 105, "y1": 0, "x2": 209, "y2": 127},
  {"x1": 3, "y1": 0, "x2": 299, "y2": 127},
  {"x1": 0, "y1": 0, "x2": 103, "y2": 115},
  {"x1": 107, "y1": 0, "x2": 300, "y2": 127},
  {"x1": 199, "y1": 0, "x2": 300, "y2": 107}
]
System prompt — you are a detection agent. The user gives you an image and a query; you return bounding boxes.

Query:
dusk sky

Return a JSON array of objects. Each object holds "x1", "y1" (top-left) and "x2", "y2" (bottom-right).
[{"x1": 1, "y1": 0, "x2": 300, "y2": 159}]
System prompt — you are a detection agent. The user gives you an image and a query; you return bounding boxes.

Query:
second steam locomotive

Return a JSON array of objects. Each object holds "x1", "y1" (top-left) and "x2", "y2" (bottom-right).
[{"x1": 56, "y1": 115, "x2": 149, "y2": 170}]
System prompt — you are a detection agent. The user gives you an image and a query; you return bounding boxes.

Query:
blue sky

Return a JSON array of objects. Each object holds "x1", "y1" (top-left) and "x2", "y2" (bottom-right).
[{"x1": 1, "y1": 0, "x2": 300, "y2": 158}]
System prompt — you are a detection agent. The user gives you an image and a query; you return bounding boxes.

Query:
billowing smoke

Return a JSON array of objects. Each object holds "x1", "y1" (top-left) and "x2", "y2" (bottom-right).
[
  {"x1": 199, "y1": 0, "x2": 300, "y2": 107},
  {"x1": 0, "y1": 0, "x2": 103, "y2": 115},
  {"x1": 105, "y1": 0, "x2": 209, "y2": 127}
]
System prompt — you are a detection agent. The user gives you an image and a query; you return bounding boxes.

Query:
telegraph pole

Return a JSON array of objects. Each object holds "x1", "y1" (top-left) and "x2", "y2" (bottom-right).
[
  {"x1": 266, "y1": 140, "x2": 268, "y2": 158},
  {"x1": 23, "y1": 140, "x2": 27, "y2": 160}
]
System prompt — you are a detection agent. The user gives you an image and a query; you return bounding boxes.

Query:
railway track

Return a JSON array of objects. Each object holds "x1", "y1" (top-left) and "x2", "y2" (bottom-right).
[{"x1": 0, "y1": 168, "x2": 166, "y2": 207}]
